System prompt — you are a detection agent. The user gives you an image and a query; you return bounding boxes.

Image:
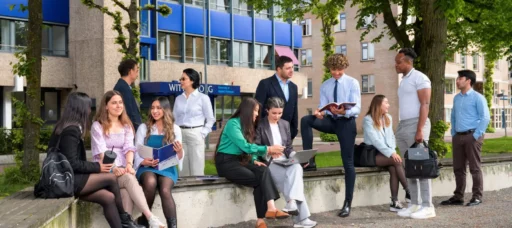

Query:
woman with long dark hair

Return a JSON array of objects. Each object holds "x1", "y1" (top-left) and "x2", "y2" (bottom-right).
[
  {"x1": 134, "y1": 97, "x2": 184, "y2": 228},
  {"x1": 363, "y1": 95, "x2": 410, "y2": 211},
  {"x1": 91, "y1": 90, "x2": 165, "y2": 228},
  {"x1": 215, "y1": 97, "x2": 289, "y2": 228},
  {"x1": 48, "y1": 92, "x2": 139, "y2": 228}
]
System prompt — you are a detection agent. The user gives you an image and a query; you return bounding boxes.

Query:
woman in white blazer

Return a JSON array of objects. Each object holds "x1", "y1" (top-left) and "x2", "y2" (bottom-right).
[{"x1": 363, "y1": 95, "x2": 409, "y2": 212}]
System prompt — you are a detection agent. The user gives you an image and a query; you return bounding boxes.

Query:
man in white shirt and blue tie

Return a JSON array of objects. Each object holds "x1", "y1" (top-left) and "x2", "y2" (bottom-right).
[{"x1": 301, "y1": 53, "x2": 361, "y2": 218}]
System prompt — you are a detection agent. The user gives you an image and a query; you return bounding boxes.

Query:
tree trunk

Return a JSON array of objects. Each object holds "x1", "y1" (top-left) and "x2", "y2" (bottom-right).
[
  {"x1": 419, "y1": 0, "x2": 447, "y2": 131},
  {"x1": 127, "y1": 0, "x2": 139, "y2": 60},
  {"x1": 23, "y1": 0, "x2": 43, "y2": 177},
  {"x1": 483, "y1": 58, "x2": 495, "y2": 132}
]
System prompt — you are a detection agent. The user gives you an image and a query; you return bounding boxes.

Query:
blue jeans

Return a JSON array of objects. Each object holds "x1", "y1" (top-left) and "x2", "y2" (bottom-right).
[{"x1": 301, "y1": 115, "x2": 357, "y2": 201}]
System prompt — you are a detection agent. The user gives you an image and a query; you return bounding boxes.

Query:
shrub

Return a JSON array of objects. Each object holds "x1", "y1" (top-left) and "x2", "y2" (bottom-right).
[{"x1": 320, "y1": 132, "x2": 338, "y2": 142}]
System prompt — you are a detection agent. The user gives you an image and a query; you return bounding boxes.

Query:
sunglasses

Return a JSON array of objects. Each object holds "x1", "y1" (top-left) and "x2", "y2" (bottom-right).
[{"x1": 179, "y1": 77, "x2": 187, "y2": 81}]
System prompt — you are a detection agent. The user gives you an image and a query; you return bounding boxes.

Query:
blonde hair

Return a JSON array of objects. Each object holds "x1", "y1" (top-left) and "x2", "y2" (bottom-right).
[
  {"x1": 94, "y1": 90, "x2": 134, "y2": 135},
  {"x1": 365, "y1": 95, "x2": 391, "y2": 129},
  {"x1": 325, "y1": 53, "x2": 350, "y2": 70}
]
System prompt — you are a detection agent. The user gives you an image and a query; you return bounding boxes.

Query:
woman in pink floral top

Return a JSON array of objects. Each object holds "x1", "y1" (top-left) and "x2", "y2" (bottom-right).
[{"x1": 91, "y1": 90, "x2": 166, "y2": 228}]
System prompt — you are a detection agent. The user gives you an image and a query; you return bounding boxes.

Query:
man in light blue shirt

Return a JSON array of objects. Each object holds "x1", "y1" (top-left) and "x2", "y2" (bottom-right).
[
  {"x1": 300, "y1": 53, "x2": 361, "y2": 218},
  {"x1": 441, "y1": 70, "x2": 490, "y2": 207}
]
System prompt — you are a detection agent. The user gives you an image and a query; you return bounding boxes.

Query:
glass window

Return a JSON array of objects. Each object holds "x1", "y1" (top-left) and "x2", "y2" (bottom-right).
[
  {"x1": 210, "y1": 0, "x2": 230, "y2": 12},
  {"x1": 158, "y1": 32, "x2": 181, "y2": 61},
  {"x1": 233, "y1": 41, "x2": 249, "y2": 67},
  {"x1": 44, "y1": 92, "x2": 58, "y2": 122},
  {"x1": 362, "y1": 75, "x2": 375, "y2": 93},
  {"x1": 361, "y1": 42, "x2": 374, "y2": 60},
  {"x1": 362, "y1": 14, "x2": 375, "y2": 28},
  {"x1": 14, "y1": 21, "x2": 27, "y2": 48},
  {"x1": 445, "y1": 78, "x2": 455, "y2": 94},
  {"x1": 472, "y1": 54, "x2": 479, "y2": 71},
  {"x1": 0, "y1": 19, "x2": 11, "y2": 52},
  {"x1": 301, "y1": 49, "x2": 312, "y2": 66},
  {"x1": 233, "y1": 0, "x2": 251, "y2": 16},
  {"x1": 302, "y1": 19, "x2": 311, "y2": 36},
  {"x1": 272, "y1": 5, "x2": 282, "y2": 21},
  {"x1": 445, "y1": 108, "x2": 452, "y2": 123},
  {"x1": 334, "y1": 13, "x2": 346, "y2": 32},
  {"x1": 52, "y1": 26, "x2": 66, "y2": 56},
  {"x1": 460, "y1": 53, "x2": 466, "y2": 68},
  {"x1": 41, "y1": 25, "x2": 50, "y2": 55},
  {"x1": 186, "y1": 36, "x2": 205, "y2": 63},
  {"x1": 185, "y1": 0, "x2": 205, "y2": 7},
  {"x1": 307, "y1": 79, "x2": 313, "y2": 97},
  {"x1": 255, "y1": 9, "x2": 270, "y2": 19},
  {"x1": 211, "y1": 39, "x2": 229, "y2": 65},
  {"x1": 335, "y1": 45, "x2": 347, "y2": 55},
  {"x1": 254, "y1": 44, "x2": 270, "y2": 69},
  {"x1": 140, "y1": 6, "x2": 150, "y2": 37},
  {"x1": 140, "y1": 57, "x2": 149, "y2": 81}
]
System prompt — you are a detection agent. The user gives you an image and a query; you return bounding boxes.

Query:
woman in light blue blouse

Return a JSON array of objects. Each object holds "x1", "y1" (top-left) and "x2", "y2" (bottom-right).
[
  {"x1": 363, "y1": 95, "x2": 409, "y2": 212},
  {"x1": 134, "y1": 97, "x2": 184, "y2": 228}
]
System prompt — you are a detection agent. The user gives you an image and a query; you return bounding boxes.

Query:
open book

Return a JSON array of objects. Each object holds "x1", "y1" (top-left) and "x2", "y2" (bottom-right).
[
  {"x1": 318, "y1": 102, "x2": 357, "y2": 112},
  {"x1": 137, "y1": 144, "x2": 179, "y2": 171}
]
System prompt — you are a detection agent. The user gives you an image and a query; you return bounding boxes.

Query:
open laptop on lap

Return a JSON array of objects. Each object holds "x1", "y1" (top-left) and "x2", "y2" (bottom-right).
[{"x1": 272, "y1": 149, "x2": 317, "y2": 166}]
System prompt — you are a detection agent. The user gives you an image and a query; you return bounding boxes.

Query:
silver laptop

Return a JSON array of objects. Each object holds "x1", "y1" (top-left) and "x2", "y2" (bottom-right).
[{"x1": 272, "y1": 149, "x2": 317, "y2": 166}]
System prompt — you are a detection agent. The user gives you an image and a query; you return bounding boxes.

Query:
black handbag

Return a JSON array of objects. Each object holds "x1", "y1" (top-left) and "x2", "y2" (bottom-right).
[
  {"x1": 354, "y1": 143, "x2": 377, "y2": 167},
  {"x1": 404, "y1": 141, "x2": 440, "y2": 179}
]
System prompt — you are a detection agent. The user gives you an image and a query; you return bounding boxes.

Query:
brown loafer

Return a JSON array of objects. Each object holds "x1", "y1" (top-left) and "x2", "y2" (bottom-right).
[
  {"x1": 256, "y1": 220, "x2": 267, "y2": 228},
  {"x1": 265, "y1": 209, "x2": 290, "y2": 219}
]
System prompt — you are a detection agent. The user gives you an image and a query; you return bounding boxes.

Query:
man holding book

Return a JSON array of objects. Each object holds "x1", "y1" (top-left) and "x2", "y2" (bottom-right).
[{"x1": 300, "y1": 53, "x2": 361, "y2": 218}]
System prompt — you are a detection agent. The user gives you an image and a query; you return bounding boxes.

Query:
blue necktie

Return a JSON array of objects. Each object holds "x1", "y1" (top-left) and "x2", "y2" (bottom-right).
[{"x1": 334, "y1": 80, "x2": 338, "y2": 103}]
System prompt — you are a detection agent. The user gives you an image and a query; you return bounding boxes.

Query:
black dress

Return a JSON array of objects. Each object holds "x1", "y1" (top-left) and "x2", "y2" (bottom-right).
[{"x1": 48, "y1": 126, "x2": 100, "y2": 195}]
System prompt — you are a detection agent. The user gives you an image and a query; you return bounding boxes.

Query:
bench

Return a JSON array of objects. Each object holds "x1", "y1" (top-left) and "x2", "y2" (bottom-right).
[
  {"x1": 2, "y1": 154, "x2": 512, "y2": 228},
  {"x1": 0, "y1": 188, "x2": 76, "y2": 228}
]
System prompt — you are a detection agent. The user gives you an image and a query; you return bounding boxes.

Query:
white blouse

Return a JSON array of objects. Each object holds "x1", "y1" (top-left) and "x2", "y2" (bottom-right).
[
  {"x1": 134, "y1": 123, "x2": 184, "y2": 171},
  {"x1": 173, "y1": 89, "x2": 215, "y2": 138},
  {"x1": 269, "y1": 123, "x2": 286, "y2": 161}
]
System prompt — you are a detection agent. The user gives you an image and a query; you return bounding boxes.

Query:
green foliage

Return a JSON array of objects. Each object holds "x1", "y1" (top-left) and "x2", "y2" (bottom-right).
[
  {"x1": 429, "y1": 120, "x2": 450, "y2": 158},
  {"x1": 320, "y1": 132, "x2": 338, "y2": 142},
  {"x1": 483, "y1": 58, "x2": 495, "y2": 133},
  {"x1": 131, "y1": 85, "x2": 141, "y2": 104}
]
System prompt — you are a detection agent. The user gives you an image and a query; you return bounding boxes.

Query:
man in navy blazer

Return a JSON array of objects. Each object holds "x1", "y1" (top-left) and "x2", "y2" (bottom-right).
[
  {"x1": 114, "y1": 59, "x2": 142, "y2": 131},
  {"x1": 255, "y1": 56, "x2": 299, "y2": 139}
]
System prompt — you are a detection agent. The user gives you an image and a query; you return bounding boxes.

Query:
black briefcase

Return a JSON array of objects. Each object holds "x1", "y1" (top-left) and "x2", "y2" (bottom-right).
[
  {"x1": 354, "y1": 143, "x2": 377, "y2": 167},
  {"x1": 404, "y1": 141, "x2": 440, "y2": 179}
]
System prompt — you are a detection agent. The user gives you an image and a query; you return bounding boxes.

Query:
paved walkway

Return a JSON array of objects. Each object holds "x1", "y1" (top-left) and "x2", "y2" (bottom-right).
[{"x1": 219, "y1": 187, "x2": 512, "y2": 228}]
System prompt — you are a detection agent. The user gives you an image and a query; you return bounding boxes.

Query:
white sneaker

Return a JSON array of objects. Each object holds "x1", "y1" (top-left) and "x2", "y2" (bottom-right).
[
  {"x1": 389, "y1": 200, "x2": 404, "y2": 212},
  {"x1": 410, "y1": 206, "x2": 436, "y2": 219},
  {"x1": 148, "y1": 215, "x2": 166, "y2": 228},
  {"x1": 283, "y1": 200, "x2": 299, "y2": 215},
  {"x1": 294, "y1": 218, "x2": 317, "y2": 228},
  {"x1": 397, "y1": 204, "x2": 421, "y2": 217}
]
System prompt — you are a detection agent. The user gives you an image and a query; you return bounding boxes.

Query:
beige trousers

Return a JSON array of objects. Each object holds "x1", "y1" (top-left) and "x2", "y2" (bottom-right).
[{"x1": 117, "y1": 173, "x2": 150, "y2": 214}]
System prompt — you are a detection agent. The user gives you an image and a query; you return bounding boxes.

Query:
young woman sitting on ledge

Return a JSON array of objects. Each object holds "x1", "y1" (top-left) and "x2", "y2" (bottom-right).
[
  {"x1": 255, "y1": 97, "x2": 317, "y2": 228},
  {"x1": 214, "y1": 97, "x2": 289, "y2": 228},
  {"x1": 47, "y1": 92, "x2": 139, "y2": 228},
  {"x1": 362, "y1": 95, "x2": 410, "y2": 212}
]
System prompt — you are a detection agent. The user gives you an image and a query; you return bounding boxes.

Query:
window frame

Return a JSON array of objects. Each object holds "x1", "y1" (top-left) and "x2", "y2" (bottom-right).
[
  {"x1": 157, "y1": 32, "x2": 182, "y2": 61},
  {"x1": 361, "y1": 42, "x2": 374, "y2": 61},
  {"x1": 210, "y1": 38, "x2": 230, "y2": 65},
  {"x1": 361, "y1": 75, "x2": 375, "y2": 93},
  {"x1": 301, "y1": 49, "x2": 312, "y2": 66},
  {"x1": 307, "y1": 79, "x2": 313, "y2": 97},
  {"x1": 445, "y1": 78, "x2": 455, "y2": 94},
  {"x1": 335, "y1": 44, "x2": 347, "y2": 55},
  {"x1": 302, "y1": 19, "x2": 312, "y2": 36},
  {"x1": 334, "y1": 13, "x2": 346, "y2": 32}
]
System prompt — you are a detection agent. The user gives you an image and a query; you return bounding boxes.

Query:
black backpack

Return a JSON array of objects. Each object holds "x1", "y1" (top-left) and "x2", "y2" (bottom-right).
[{"x1": 34, "y1": 133, "x2": 74, "y2": 198}]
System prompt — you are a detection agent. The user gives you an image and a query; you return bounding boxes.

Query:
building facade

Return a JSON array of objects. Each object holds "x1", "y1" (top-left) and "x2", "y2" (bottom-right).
[
  {"x1": 299, "y1": 2, "x2": 512, "y2": 134},
  {"x1": 0, "y1": 0, "x2": 307, "y2": 131}
]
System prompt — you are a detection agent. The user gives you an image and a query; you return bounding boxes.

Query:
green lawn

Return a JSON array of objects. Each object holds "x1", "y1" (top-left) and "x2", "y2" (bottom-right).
[
  {"x1": 0, "y1": 174, "x2": 32, "y2": 200},
  {"x1": 204, "y1": 137, "x2": 512, "y2": 175}
]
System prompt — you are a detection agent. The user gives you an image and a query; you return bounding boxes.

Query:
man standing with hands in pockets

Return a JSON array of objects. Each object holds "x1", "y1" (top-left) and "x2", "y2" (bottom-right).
[
  {"x1": 394, "y1": 48, "x2": 435, "y2": 219},
  {"x1": 441, "y1": 70, "x2": 490, "y2": 207},
  {"x1": 300, "y1": 53, "x2": 361, "y2": 218}
]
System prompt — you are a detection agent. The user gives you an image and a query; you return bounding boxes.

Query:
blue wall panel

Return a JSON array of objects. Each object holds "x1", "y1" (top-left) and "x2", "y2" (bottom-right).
[
  {"x1": 158, "y1": 2, "x2": 182, "y2": 32},
  {"x1": 293, "y1": 25, "x2": 302, "y2": 48},
  {"x1": 0, "y1": 0, "x2": 69, "y2": 24},
  {"x1": 210, "y1": 11, "x2": 230, "y2": 39},
  {"x1": 275, "y1": 22, "x2": 291, "y2": 46},
  {"x1": 185, "y1": 6, "x2": 204, "y2": 35},
  {"x1": 233, "y1": 15, "x2": 251, "y2": 41},
  {"x1": 255, "y1": 19, "x2": 271, "y2": 44}
]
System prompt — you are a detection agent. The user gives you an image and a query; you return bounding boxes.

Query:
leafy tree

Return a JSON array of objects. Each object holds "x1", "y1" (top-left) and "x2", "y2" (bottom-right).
[{"x1": 7, "y1": 0, "x2": 44, "y2": 182}]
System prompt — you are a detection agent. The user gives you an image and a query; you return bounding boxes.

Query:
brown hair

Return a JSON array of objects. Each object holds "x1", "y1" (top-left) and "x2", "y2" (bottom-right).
[
  {"x1": 94, "y1": 90, "x2": 134, "y2": 135},
  {"x1": 325, "y1": 53, "x2": 350, "y2": 70},
  {"x1": 145, "y1": 97, "x2": 175, "y2": 145},
  {"x1": 365, "y1": 95, "x2": 391, "y2": 129}
]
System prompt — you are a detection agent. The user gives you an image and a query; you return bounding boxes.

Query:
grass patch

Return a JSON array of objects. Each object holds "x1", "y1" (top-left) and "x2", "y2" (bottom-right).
[{"x1": 0, "y1": 174, "x2": 32, "y2": 200}]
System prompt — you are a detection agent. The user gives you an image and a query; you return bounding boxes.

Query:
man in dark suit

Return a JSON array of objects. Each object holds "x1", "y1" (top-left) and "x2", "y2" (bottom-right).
[
  {"x1": 255, "y1": 56, "x2": 299, "y2": 139},
  {"x1": 114, "y1": 59, "x2": 142, "y2": 131}
]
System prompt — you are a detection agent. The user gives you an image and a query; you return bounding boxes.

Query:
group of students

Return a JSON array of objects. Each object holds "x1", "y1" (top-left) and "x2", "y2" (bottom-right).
[
  {"x1": 46, "y1": 48, "x2": 489, "y2": 228},
  {"x1": 46, "y1": 59, "x2": 216, "y2": 228}
]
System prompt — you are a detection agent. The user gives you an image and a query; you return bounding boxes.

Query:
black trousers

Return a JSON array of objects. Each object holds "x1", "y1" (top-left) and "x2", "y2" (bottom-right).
[
  {"x1": 301, "y1": 115, "x2": 357, "y2": 201},
  {"x1": 215, "y1": 153, "x2": 280, "y2": 218}
]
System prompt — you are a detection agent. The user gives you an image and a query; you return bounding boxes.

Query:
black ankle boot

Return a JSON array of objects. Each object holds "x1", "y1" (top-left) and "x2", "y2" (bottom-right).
[
  {"x1": 303, "y1": 156, "x2": 317, "y2": 171},
  {"x1": 167, "y1": 217, "x2": 177, "y2": 228},
  {"x1": 136, "y1": 215, "x2": 149, "y2": 227},
  {"x1": 119, "y1": 212, "x2": 145, "y2": 228},
  {"x1": 337, "y1": 200, "x2": 352, "y2": 218}
]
